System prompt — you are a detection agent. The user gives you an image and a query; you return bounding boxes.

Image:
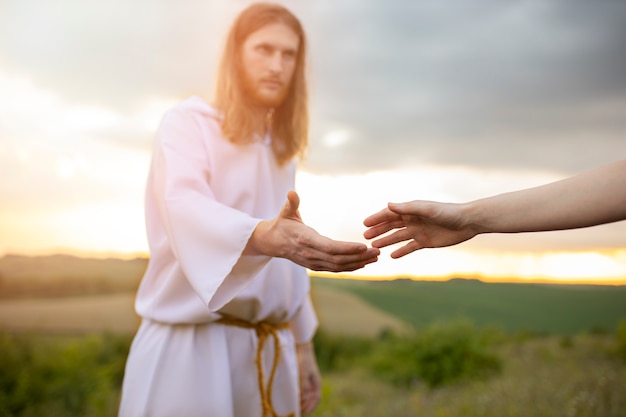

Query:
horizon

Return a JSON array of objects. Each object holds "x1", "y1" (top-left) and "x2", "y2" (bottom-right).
[{"x1": 2, "y1": 251, "x2": 624, "y2": 287}]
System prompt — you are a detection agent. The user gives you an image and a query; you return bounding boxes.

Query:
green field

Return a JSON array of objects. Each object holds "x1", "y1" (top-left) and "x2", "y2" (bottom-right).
[
  {"x1": 312, "y1": 276, "x2": 626, "y2": 335},
  {"x1": 2, "y1": 254, "x2": 625, "y2": 336}
]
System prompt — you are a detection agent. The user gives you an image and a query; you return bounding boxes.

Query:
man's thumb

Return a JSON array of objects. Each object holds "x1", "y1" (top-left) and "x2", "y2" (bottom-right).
[{"x1": 281, "y1": 190, "x2": 300, "y2": 217}]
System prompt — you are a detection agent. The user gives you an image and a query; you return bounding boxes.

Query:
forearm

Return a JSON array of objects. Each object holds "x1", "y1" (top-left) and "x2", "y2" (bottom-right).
[{"x1": 465, "y1": 160, "x2": 626, "y2": 234}]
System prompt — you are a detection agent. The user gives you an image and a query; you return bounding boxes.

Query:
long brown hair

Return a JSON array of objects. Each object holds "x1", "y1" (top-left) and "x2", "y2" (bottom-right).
[{"x1": 213, "y1": 3, "x2": 309, "y2": 166}]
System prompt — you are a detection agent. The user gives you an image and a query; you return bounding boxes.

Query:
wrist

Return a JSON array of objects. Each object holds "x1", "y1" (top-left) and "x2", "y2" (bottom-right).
[
  {"x1": 245, "y1": 220, "x2": 271, "y2": 256},
  {"x1": 296, "y1": 340, "x2": 314, "y2": 354},
  {"x1": 461, "y1": 201, "x2": 489, "y2": 235}
]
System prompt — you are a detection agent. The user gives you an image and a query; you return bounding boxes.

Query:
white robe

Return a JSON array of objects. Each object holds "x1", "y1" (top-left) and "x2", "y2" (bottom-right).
[{"x1": 118, "y1": 96, "x2": 318, "y2": 417}]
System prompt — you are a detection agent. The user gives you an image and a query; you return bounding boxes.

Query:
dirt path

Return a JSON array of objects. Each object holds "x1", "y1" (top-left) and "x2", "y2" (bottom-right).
[
  {"x1": 0, "y1": 293, "x2": 140, "y2": 334},
  {"x1": 0, "y1": 286, "x2": 409, "y2": 337}
]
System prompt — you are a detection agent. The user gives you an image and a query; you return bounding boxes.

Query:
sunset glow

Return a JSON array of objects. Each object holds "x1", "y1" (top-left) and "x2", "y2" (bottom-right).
[{"x1": 1, "y1": 1, "x2": 624, "y2": 285}]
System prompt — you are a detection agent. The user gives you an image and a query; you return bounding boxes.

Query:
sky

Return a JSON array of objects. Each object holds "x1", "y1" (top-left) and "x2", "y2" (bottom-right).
[{"x1": 1, "y1": 0, "x2": 625, "y2": 284}]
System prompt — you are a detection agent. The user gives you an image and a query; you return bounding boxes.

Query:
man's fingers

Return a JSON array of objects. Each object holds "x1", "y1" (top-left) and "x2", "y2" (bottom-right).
[
  {"x1": 303, "y1": 250, "x2": 379, "y2": 272},
  {"x1": 307, "y1": 233, "x2": 371, "y2": 255},
  {"x1": 295, "y1": 245, "x2": 379, "y2": 272},
  {"x1": 281, "y1": 213, "x2": 380, "y2": 272},
  {"x1": 301, "y1": 391, "x2": 320, "y2": 414},
  {"x1": 300, "y1": 375, "x2": 320, "y2": 414},
  {"x1": 301, "y1": 392, "x2": 319, "y2": 414}
]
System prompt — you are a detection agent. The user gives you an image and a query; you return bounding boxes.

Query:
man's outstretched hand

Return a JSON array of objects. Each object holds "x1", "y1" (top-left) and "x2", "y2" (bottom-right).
[{"x1": 248, "y1": 191, "x2": 379, "y2": 272}]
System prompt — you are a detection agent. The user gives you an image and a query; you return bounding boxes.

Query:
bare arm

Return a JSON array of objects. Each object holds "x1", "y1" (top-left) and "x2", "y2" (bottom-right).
[
  {"x1": 364, "y1": 160, "x2": 626, "y2": 258},
  {"x1": 247, "y1": 190, "x2": 380, "y2": 272},
  {"x1": 469, "y1": 159, "x2": 626, "y2": 233}
]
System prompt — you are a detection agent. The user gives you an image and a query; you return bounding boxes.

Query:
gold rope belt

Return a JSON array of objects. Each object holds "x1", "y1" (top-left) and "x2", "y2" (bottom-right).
[{"x1": 216, "y1": 317, "x2": 295, "y2": 417}]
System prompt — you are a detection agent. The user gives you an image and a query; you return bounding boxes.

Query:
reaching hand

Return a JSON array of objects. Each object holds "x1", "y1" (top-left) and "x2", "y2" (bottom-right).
[
  {"x1": 249, "y1": 191, "x2": 379, "y2": 272},
  {"x1": 363, "y1": 200, "x2": 479, "y2": 258}
]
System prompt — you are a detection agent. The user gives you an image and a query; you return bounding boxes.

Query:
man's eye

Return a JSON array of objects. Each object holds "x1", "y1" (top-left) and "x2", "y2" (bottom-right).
[
  {"x1": 283, "y1": 51, "x2": 296, "y2": 60},
  {"x1": 257, "y1": 45, "x2": 272, "y2": 54}
]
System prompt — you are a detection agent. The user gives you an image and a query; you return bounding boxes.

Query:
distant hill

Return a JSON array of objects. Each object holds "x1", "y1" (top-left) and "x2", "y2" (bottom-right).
[
  {"x1": 0, "y1": 254, "x2": 147, "y2": 298},
  {"x1": 3, "y1": 255, "x2": 625, "y2": 336},
  {"x1": 312, "y1": 276, "x2": 626, "y2": 335},
  {"x1": 0, "y1": 254, "x2": 407, "y2": 337}
]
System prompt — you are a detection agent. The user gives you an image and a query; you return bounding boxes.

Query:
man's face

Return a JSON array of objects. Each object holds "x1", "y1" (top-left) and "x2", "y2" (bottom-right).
[{"x1": 240, "y1": 22, "x2": 300, "y2": 107}]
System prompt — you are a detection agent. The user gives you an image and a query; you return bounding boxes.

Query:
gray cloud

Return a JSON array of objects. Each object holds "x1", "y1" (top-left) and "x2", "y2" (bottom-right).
[
  {"x1": 305, "y1": 0, "x2": 626, "y2": 174},
  {"x1": 1, "y1": 0, "x2": 625, "y2": 174}
]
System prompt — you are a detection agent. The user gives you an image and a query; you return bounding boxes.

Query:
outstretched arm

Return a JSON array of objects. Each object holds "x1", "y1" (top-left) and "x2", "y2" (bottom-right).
[
  {"x1": 364, "y1": 160, "x2": 626, "y2": 258},
  {"x1": 247, "y1": 190, "x2": 380, "y2": 272}
]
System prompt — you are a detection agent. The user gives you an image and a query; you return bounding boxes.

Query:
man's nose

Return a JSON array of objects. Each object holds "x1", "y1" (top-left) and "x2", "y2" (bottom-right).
[{"x1": 268, "y1": 52, "x2": 283, "y2": 74}]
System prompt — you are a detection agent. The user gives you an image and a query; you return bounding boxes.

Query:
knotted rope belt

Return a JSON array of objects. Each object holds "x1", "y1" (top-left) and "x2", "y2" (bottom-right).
[{"x1": 216, "y1": 317, "x2": 295, "y2": 417}]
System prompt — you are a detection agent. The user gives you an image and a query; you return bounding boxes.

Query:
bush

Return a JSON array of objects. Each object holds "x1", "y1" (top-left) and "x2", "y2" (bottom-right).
[
  {"x1": 313, "y1": 329, "x2": 373, "y2": 372},
  {"x1": 0, "y1": 331, "x2": 131, "y2": 417},
  {"x1": 368, "y1": 319, "x2": 502, "y2": 388},
  {"x1": 614, "y1": 318, "x2": 626, "y2": 361}
]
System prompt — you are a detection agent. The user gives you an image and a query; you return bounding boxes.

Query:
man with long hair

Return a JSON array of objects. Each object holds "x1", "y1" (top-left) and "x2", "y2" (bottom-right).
[{"x1": 118, "y1": 3, "x2": 379, "y2": 417}]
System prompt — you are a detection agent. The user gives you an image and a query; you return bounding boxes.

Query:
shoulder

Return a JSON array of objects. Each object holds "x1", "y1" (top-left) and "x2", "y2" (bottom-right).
[
  {"x1": 156, "y1": 97, "x2": 223, "y2": 144},
  {"x1": 162, "y1": 96, "x2": 221, "y2": 126}
]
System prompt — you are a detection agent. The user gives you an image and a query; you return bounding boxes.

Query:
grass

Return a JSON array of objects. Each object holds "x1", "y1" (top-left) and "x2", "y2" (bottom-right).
[
  {"x1": 312, "y1": 334, "x2": 626, "y2": 417},
  {"x1": 2, "y1": 255, "x2": 625, "y2": 416},
  {"x1": 2, "y1": 323, "x2": 625, "y2": 416},
  {"x1": 313, "y1": 276, "x2": 626, "y2": 334}
]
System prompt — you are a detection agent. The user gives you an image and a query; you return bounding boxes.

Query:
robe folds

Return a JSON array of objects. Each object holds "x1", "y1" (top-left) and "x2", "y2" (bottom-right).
[{"x1": 118, "y1": 96, "x2": 318, "y2": 417}]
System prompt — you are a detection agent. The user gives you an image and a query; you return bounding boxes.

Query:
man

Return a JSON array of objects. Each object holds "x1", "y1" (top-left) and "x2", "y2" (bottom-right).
[{"x1": 118, "y1": 3, "x2": 379, "y2": 417}]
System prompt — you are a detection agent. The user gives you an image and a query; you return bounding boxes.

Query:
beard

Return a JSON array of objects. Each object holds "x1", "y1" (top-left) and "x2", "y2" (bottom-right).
[{"x1": 240, "y1": 70, "x2": 290, "y2": 108}]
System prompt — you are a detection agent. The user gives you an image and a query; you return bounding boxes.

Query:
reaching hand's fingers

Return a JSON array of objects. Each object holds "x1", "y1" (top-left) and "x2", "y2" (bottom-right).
[
  {"x1": 370, "y1": 228, "x2": 412, "y2": 249},
  {"x1": 363, "y1": 207, "x2": 401, "y2": 227},
  {"x1": 387, "y1": 200, "x2": 430, "y2": 216},
  {"x1": 390, "y1": 240, "x2": 422, "y2": 259},
  {"x1": 363, "y1": 217, "x2": 406, "y2": 240},
  {"x1": 363, "y1": 223, "x2": 391, "y2": 240}
]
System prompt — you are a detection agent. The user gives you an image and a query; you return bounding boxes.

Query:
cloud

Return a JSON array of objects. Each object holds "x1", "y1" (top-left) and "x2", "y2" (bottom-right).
[
  {"x1": 0, "y1": 0, "x2": 236, "y2": 109},
  {"x1": 305, "y1": 0, "x2": 626, "y2": 174},
  {"x1": 0, "y1": 0, "x2": 623, "y2": 268},
  {"x1": 2, "y1": 0, "x2": 623, "y2": 175},
  {"x1": 0, "y1": 69, "x2": 151, "y2": 211}
]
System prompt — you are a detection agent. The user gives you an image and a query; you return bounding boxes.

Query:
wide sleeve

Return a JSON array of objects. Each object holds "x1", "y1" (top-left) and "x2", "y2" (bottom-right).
[
  {"x1": 151, "y1": 107, "x2": 271, "y2": 311},
  {"x1": 290, "y1": 294, "x2": 319, "y2": 343}
]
